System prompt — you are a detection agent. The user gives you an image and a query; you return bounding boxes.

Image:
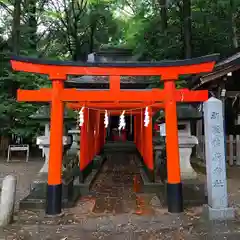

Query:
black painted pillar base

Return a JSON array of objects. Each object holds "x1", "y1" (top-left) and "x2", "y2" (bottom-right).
[
  {"x1": 167, "y1": 182, "x2": 183, "y2": 213},
  {"x1": 46, "y1": 184, "x2": 62, "y2": 215}
]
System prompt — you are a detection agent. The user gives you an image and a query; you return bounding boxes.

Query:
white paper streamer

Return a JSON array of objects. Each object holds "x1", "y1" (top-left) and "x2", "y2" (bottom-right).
[
  {"x1": 118, "y1": 110, "x2": 126, "y2": 130},
  {"x1": 79, "y1": 107, "x2": 84, "y2": 127},
  {"x1": 104, "y1": 110, "x2": 109, "y2": 128},
  {"x1": 144, "y1": 107, "x2": 150, "y2": 127}
]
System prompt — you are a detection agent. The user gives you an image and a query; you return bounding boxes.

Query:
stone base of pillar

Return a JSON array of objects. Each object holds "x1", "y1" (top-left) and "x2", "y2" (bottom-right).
[
  {"x1": 181, "y1": 179, "x2": 207, "y2": 206},
  {"x1": 203, "y1": 205, "x2": 235, "y2": 220},
  {"x1": 19, "y1": 174, "x2": 79, "y2": 211}
]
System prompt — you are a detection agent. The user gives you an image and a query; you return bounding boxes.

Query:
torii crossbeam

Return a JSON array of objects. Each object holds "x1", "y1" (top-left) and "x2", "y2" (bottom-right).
[{"x1": 10, "y1": 54, "x2": 218, "y2": 215}]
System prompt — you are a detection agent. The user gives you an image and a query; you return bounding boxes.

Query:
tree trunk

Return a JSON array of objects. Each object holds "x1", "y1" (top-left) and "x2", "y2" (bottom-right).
[
  {"x1": 89, "y1": 23, "x2": 96, "y2": 53},
  {"x1": 159, "y1": 0, "x2": 167, "y2": 32},
  {"x1": 229, "y1": 0, "x2": 238, "y2": 48},
  {"x1": 182, "y1": 0, "x2": 192, "y2": 58},
  {"x1": 12, "y1": 0, "x2": 21, "y2": 54},
  {"x1": 11, "y1": 0, "x2": 21, "y2": 96},
  {"x1": 9, "y1": 0, "x2": 21, "y2": 145},
  {"x1": 27, "y1": 0, "x2": 37, "y2": 51},
  {"x1": 72, "y1": 37, "x2": 87, "y2": 61}
]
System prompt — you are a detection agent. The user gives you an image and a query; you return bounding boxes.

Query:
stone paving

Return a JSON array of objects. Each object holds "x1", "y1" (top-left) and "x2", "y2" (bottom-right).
[
  {"x1": 90, "y1": 153, "x2": 151, "y2": 215},
  {"x1": 2, "y1": 155, "x2": 240, "y2": 239}
]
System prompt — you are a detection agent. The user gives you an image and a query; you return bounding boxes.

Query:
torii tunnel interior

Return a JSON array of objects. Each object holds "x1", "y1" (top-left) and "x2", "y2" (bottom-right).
[{"x1": 10, "y1": 54, "x2": 218, "y2": 215}]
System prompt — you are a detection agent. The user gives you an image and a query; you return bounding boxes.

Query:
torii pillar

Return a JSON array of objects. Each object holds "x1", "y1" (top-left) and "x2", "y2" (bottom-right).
[
  {"x1": 47, "y1": 78, "x2": 65, "y2": 215},
  {"x1": 164, "y1": 79, "x2": 182, "y2": 212}
]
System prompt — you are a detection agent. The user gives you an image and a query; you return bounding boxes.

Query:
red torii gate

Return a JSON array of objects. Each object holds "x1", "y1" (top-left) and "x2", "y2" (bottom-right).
[
  {"x1": 66, "y1": 102, "x2": 162, "y2": 181},
  {"x1": 10, "y1": 54, "x2": 218, "y2": 215}
]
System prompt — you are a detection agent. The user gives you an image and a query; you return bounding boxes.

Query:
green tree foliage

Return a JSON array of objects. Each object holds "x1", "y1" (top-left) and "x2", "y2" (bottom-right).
[
  {"x1": 0, "y1": 0, "x2": 120, "y2": 141},
  {"x1": 121, "y1": 0, "x2": 240, "y2": 59}
]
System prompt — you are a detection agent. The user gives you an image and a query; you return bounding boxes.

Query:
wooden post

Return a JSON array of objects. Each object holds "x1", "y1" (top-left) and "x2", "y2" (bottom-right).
[
  {"x1": 142, "y1": 110, "x2": 145, "y2": 161},
  {"x1": 88, "y1": 109, "x2": 94, "y2": 161},
  {"x1": 137, "y1": 115, "x2": 140, "y2": 153},
  {"x1": 140, "y1": 110, "x2": 143, "y2": 156},
  {"x1": 46, "y1": 80, "x2": 64, "y2": 215},
  {"x1": 79, "y1": 108, "x2": 89, "y2": 182},
  {"x1": 135, "y1": 116, "x2": 138, "y2": 150},
  {"x1": 80, "y1": 112, "x2": 85, "y2": 174},
  {"x1": 86, "y1": 109, "x2": 90, "y2": 167},
  {"x1": 100, "y1": 114, "x2": 105, "y2": 149},
  {"x1": 134, "y1": 116, "x2": 137, "y2": 144},
  {"x1": 104, "y1": 125, "x2": 106, "y2": 144},
  {"x1": 164, "y1": 80, "x2": 183, "y2": 213},
  {"x1": 96, "y1": 111, "x2": 101, "y2": 154},
  {"x1": 144, "y1": 107, "x2": 154, "y2": 181}
]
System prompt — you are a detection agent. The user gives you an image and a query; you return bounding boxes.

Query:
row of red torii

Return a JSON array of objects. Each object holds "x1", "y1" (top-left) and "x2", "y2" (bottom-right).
[{"x1": 10, "y1": 54, "x2": 219, "y2": 215}]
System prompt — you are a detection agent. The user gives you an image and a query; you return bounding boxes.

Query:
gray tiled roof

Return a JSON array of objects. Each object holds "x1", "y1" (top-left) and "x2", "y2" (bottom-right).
[{"x1": 30, "y1": 106, "x2": 73, "y2": 120}]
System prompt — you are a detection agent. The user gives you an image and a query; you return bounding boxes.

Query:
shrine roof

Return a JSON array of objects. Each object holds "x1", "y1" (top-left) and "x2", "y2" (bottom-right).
[
  {"x1": 65, "y1": 47, "x2": 148, "y2": 86},
  {"x1": 11, "y1": 54, "x2": 219, "y2": 67},
  {"x1": 11, "y1": 49, "x2": 219, "y2": 87},
  {"x1": 30, "y1": 106, "x2": 74, "y2": 121},
  {"x1": 190, "y1": 51, "x2": 240, "y2": 89},
  {"x1": 65, "y1": 76, "x2": 150, "y2": 88},
  {"x1": 68, "y1": 75, "x2": 145, "y2": 83}
]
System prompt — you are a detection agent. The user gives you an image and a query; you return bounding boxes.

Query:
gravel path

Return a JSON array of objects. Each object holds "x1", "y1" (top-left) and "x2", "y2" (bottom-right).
[
  {"x1": 0, "y1": 157, "x2": 42, "y2": 210},
  {"x1": 1, "y1": 156, "x2": 240, "y2": 239}
]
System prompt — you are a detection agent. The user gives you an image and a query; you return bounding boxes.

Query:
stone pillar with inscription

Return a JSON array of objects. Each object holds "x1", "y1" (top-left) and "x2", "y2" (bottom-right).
[{"x1": 203, "y1": 97, "x2": 235, "y2": 220}]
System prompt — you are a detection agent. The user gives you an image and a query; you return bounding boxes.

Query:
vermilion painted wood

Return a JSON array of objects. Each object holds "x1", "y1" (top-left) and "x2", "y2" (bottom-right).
[
  {"x1": 91, "y1": 111, "x2": 156, "y2": 115},
  {"x1": 80, "y1": 108, "x2": 89, "y2": 170},
  {"x1": 17, "y1": 88, "x2": 208, "y2": 102},
  {"x1": 95, "y1": 111, "x2": 101, "y2": 155},
  {"x1": 140, "y1": 111, "x2": 144, "y2": 157},
  {"x1": 164, "y1": 81, "x2": 181, "y2": 184},
  {"x1": 143, "y1": 107, "x2": 153, "y2": 170},
  {"x1": 66, "y1": 102, "x2": 164, "y2": 110},
  {"x1": 48, "y1": 81, "x2": 64, "y2": 185},
  {"x1": 99, "y1": 115, "x2": 105, "y2": 150},
  {"x1": 134, "y1": 116, "x2": 137, "y2": 145},
  {"x1": 88, "y1": 109, "x2": 92, "y2": 163}
]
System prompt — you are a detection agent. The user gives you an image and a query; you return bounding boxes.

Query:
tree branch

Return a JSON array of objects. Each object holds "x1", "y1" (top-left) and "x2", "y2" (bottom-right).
[
  {"x1": 0, "y1": 2, "x2": 13, "y2": 15},
  {"x1": 36, "y1": 0, "x2": 48, "y2": 23},
  {"x1": 61, "y1": 0, "x2": 73, "y2": 55},
  {"x1": 48, "y1": 0, "x2": 69, "y2": 31}
]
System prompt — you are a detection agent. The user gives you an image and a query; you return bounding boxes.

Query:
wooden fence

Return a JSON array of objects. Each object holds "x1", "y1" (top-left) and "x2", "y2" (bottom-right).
[{"x1": 197, "y1": 135, "x2": 240, "y2": 166}]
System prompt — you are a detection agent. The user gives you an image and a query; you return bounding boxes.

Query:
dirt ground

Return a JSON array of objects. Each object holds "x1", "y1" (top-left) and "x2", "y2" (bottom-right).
[
  {"x1": 0, "y1": 157, "x2": 42, "y2": 210},
  {"x1": 1, "y1": 156, "x2": 240, "y2": 239}
]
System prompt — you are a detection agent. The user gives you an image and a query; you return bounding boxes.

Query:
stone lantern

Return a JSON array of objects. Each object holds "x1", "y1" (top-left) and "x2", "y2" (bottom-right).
[
  {"x1": 19, "y1": 106, "x2": 77, "y2": 210},
  {"x1": 30, "y1": 105, "x2": 73, "y2": 173},
  {"x1": 157, "y1": 104, "x2": 202, "y2": 180}
]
